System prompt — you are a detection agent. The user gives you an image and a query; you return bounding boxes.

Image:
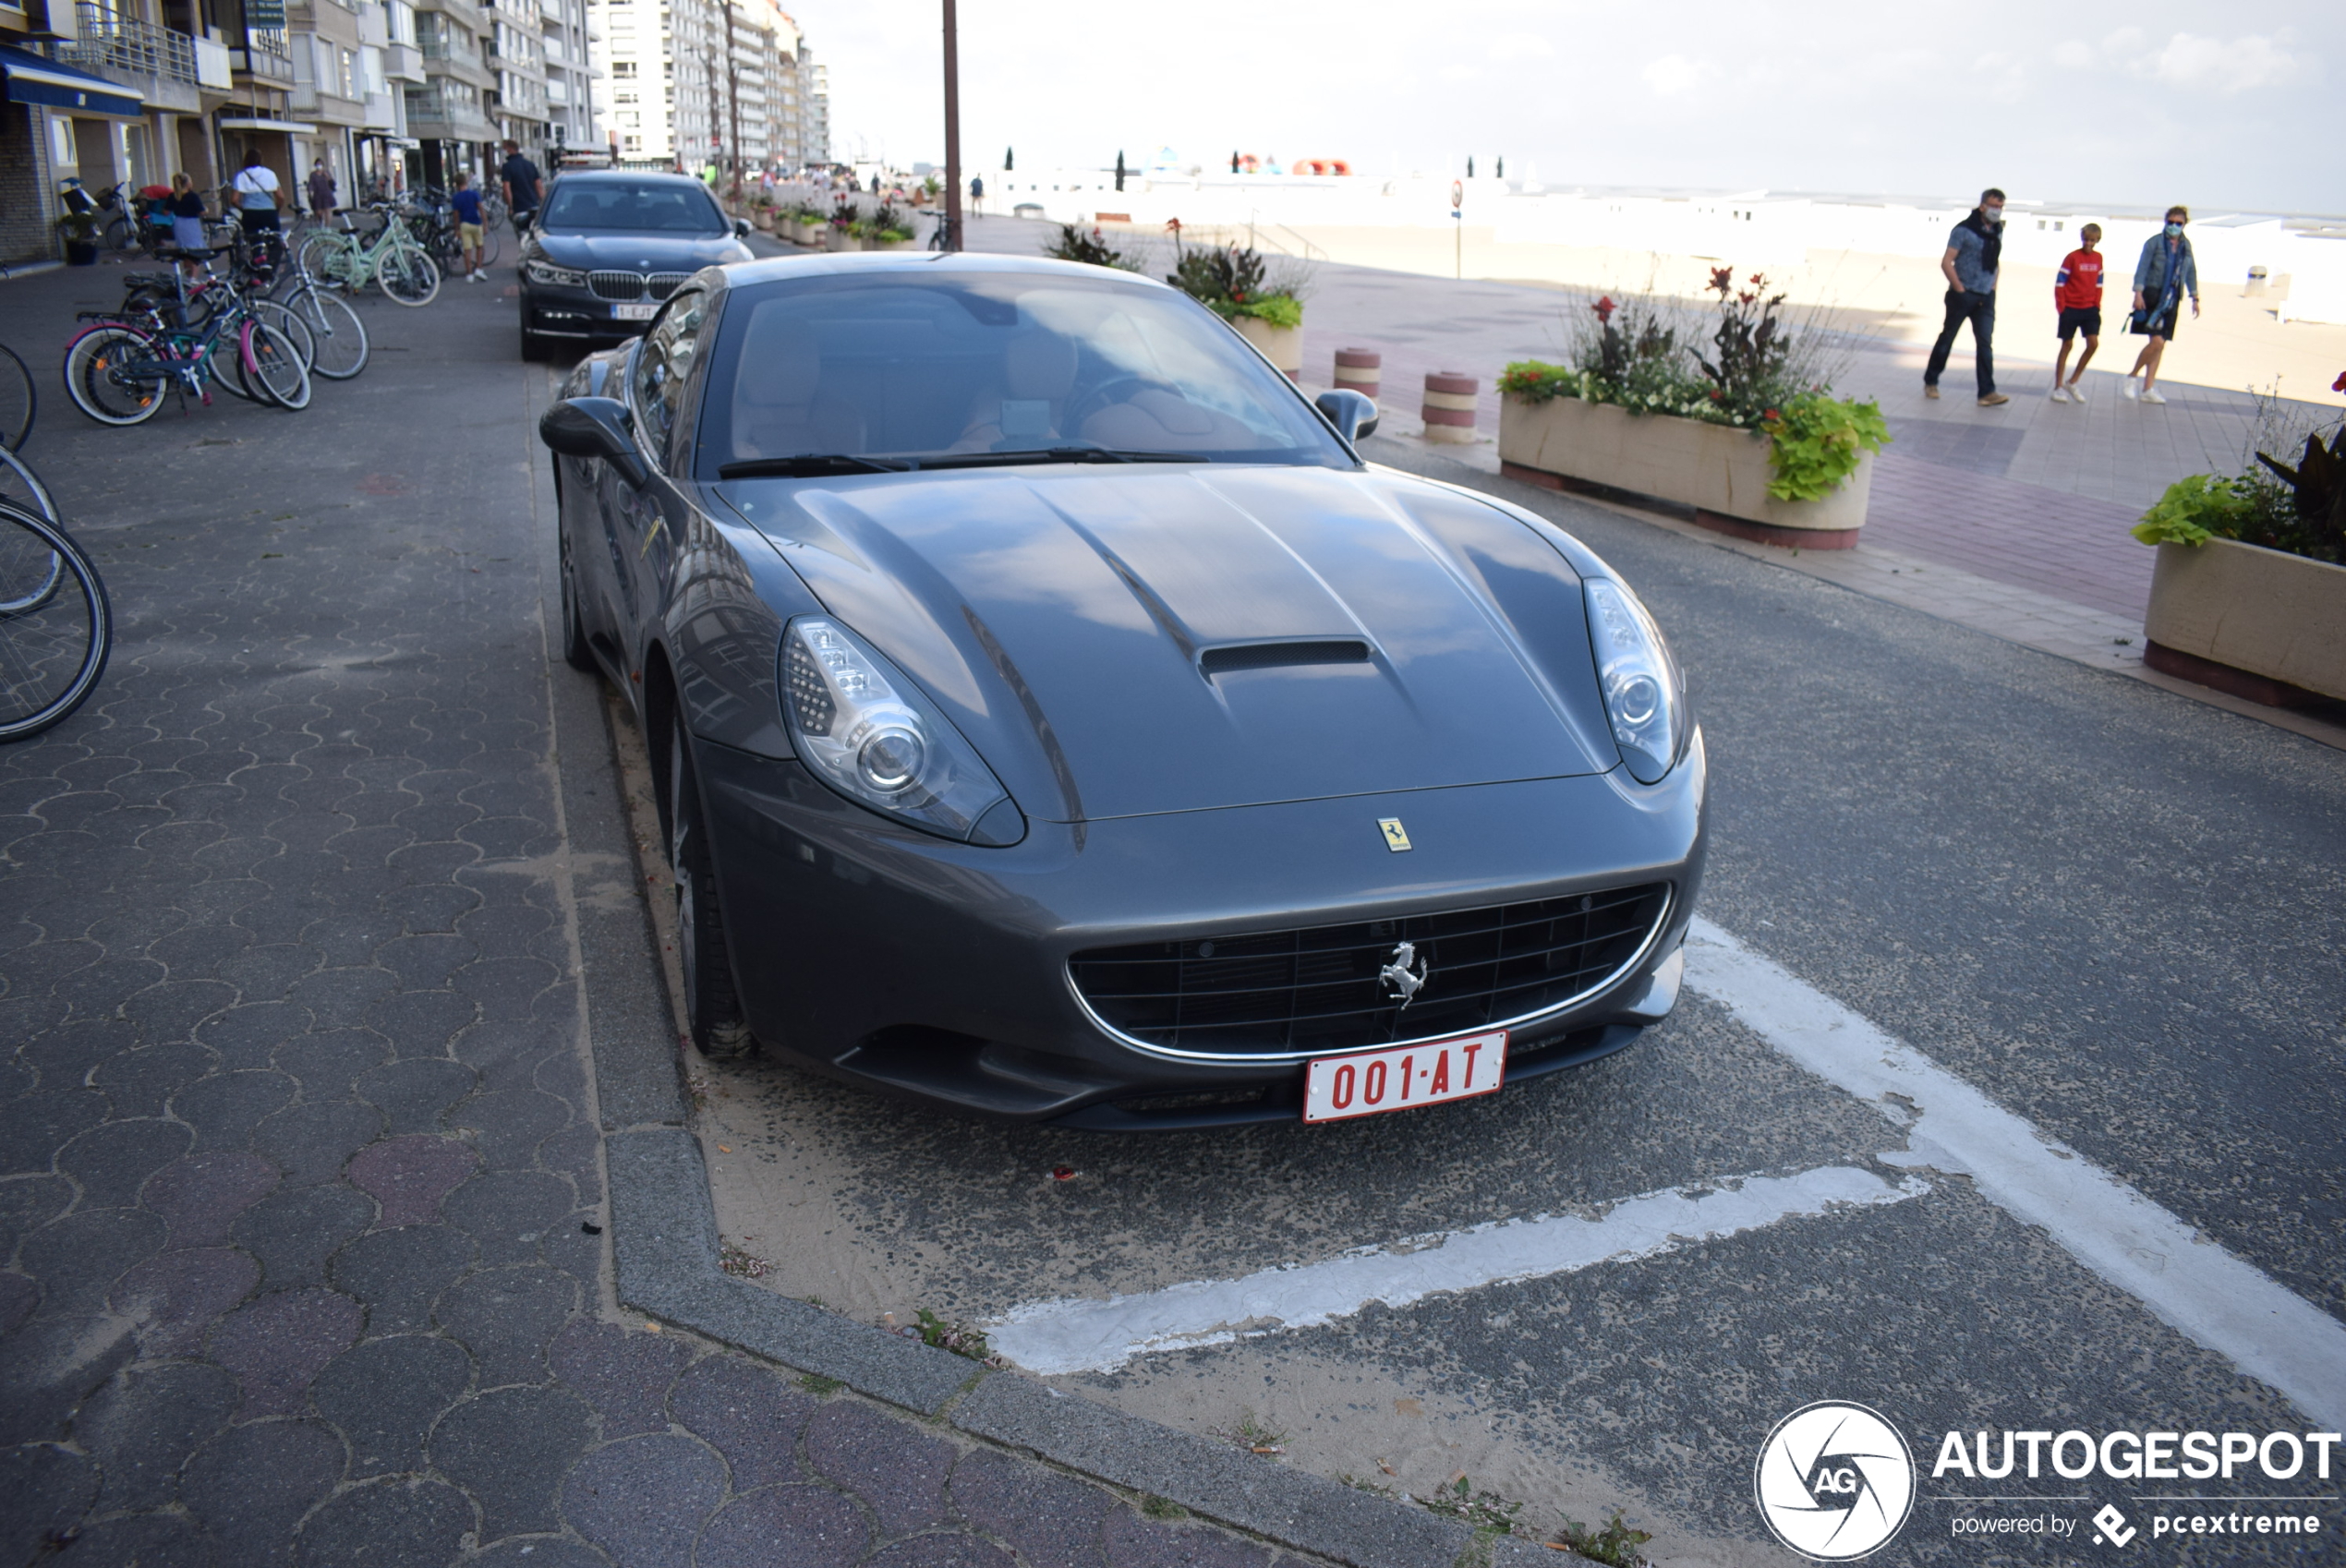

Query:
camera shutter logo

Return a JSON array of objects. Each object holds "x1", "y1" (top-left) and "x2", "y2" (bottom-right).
[{"x1": 1753, "y1": 1402, "x2": 1916, "y2": 1560}]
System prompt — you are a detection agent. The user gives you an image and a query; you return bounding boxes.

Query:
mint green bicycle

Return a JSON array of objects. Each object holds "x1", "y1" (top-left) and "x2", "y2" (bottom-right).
[{"x1": 297, "y1": 208, "x2": 441, "y2": 307}]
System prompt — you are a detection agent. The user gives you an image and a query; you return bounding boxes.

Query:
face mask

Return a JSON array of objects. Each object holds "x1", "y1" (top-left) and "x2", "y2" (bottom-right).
[{"x1": 2166, "y1": 223, "x2": 2184, "y2": 236}]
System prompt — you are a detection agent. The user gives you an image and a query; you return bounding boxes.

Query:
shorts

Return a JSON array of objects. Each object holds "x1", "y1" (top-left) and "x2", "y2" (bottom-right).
[
  {"x1": 2132, "y1": 305, "x2": 2179, "y2": 341},
  {"x1": 460, "y1": 222, "x2": 483, "y2": 246},
  {"x1": 2057, "y1": 307, "x2": 2101, "y2": 341}
]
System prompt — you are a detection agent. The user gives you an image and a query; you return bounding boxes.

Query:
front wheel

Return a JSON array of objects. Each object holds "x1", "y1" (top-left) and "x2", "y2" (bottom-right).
[
  {"x1": 249, "y1": 299, "x2": 315, "y2": 372},
  {"x1": 557, "y1": 525, "x2": 597, "y2": 671},
  {"x1": 294, "y1": 289, "x2": 369, "y2": 380},
  {"x1": 379, "y1": 248, "x2": 441, "y2": 307},
  {"x1": 669, "y1": 733, "x2": 753, "y2": 1059},
  {"x1": 244, "y1": 322, "x2": 312, "y2": 410},
  {"x1": 0, "y1": 501, "x2": 111, "y2": 742}
]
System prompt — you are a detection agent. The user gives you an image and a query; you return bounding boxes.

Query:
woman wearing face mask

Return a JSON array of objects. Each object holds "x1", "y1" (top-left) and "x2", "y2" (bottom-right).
[{"x1": 2125, "y1": 206, "x2": 2198, "y2": 405}]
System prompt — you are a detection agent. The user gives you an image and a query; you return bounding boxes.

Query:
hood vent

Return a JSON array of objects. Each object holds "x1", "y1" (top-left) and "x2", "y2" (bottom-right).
[{"x1": 1198, "y1": 640, "x2": 1372, "y2": 679}]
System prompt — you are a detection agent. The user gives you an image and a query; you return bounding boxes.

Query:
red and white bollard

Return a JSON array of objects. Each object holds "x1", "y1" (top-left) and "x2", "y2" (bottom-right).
[
  {"x1": 1421, "y1": 371, "x2": 1478, "y2": 445},
  {"x1": 1334, "y1": 348, "x2": 1381, "y2": 404}
]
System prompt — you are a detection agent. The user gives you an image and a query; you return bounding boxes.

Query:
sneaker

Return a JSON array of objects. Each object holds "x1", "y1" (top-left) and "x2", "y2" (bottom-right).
[
  {"x1": 472, "y1": 269, "x2": 487, "y2": 281},
  {"x1": 2049, "y1": 385, "x2": 2071, "y2": 403},
  {"x1": 1978, "y1": 392, "x2": 2010, "y2": 406},
  {"x1": 2123, "y1": 381, "x2": 2139, "y2": 401},
  {"x1": 2067, "y1": 381, "x2": 2088, "y2": 404},
  {"x1": 2140, "y1": 388, "x2": 2166, "y2": 404},
  {"x1": 1924, "y1": 384, "x2": 1941, "y2": 400}
]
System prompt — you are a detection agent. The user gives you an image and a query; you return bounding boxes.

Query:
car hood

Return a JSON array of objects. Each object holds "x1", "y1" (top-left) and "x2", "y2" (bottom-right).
[
  {"x1": 532, "y1": 231, "x2": 748, "y2": 271},
  {"x1": 716, "y1": 464, "x2": 1620, "y2": 823}
]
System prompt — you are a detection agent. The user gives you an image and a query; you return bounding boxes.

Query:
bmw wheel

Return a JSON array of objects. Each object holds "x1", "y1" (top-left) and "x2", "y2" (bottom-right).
[{"x1": 668, "y1": 731, "x2": 753, "y2": 1059}]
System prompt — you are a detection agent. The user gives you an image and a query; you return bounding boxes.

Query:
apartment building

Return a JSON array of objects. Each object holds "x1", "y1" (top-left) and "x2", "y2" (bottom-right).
[{"x1": 586, "y1": 0, "x2": 811, "y2": 172}]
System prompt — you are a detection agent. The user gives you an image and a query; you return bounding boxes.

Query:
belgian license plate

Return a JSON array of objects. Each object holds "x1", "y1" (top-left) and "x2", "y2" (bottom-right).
[
  {"x1": 611, "y1": 302, "x2": 658, "y2": 321},
  {"x1": 1302, "y1": 1031, "x2": 1507, "y2": 1124}
]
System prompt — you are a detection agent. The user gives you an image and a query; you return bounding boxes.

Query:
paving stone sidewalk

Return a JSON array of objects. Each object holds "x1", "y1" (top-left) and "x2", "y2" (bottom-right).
[{"x1": 0, "y1": 264, "x2": 1344, "y2": 1568}]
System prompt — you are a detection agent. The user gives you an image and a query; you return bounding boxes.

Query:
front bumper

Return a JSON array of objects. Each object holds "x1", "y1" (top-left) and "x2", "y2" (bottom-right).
[
  {"x1": 521, "y1": 283, "x2": 661, "y2": 341},
  {"x1": 695, "y1": 731, "x2": 1707, "y2": 1128}
]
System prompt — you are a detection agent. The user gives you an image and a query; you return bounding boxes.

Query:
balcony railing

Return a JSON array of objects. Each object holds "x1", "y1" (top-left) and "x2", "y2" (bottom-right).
[
  {"x1": 236, "y1": 27, "x2": 296, "y2": 82},
  {"x1": 50, "y1": 2, "x2": 199, "y2": 85}
]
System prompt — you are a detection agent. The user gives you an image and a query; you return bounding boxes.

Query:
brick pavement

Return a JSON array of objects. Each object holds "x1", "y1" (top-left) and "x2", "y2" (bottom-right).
[{"x1": 0, "y1": 262, "x2": 1350, "y2": 1568}]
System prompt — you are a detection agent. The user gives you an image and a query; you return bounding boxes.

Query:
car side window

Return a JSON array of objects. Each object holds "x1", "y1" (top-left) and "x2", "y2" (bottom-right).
[{"x1": 631, "y1": 289, "x2": 708, "y2": 471}]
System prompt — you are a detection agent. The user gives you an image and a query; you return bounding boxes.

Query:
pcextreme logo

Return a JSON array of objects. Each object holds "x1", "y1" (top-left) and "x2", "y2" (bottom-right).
[{"x1": 1755, "y1": 1402, "x2": 1918, "y2": 1560}]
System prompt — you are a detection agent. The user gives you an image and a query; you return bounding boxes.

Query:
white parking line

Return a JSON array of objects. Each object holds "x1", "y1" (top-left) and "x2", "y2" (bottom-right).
[
  {"x1": 1684, "y1": 917, "x2": 2346, "y2": 1431},
  {"x1": 986, "y1": 1164, "x2": 1928, "y2": 1376}
]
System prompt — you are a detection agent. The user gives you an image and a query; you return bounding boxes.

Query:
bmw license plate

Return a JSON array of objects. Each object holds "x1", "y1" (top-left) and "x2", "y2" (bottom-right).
[
  {"x1": 1301, "y1": 1030, "x2": 1506, "y2": 1123},
  {"x1": 611, "y1": 302, "x2": 658, "y2": 321}
]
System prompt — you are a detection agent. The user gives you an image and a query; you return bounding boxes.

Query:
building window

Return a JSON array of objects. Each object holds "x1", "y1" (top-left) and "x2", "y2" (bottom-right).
[{"x1": 49, "y1": 115, "x2": 76, "y2": 167}]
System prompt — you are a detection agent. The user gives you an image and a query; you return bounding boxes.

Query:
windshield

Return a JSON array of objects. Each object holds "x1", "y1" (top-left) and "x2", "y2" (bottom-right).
[
  {"x1": 542, "y1": 179, "x2": 726, "y2": 234},
  {"x1": 694, "y1": 271, "x2": 1353, "y2": 474}
]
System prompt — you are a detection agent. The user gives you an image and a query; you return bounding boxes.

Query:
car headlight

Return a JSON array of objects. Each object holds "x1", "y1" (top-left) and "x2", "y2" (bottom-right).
[
  {"x1": 1584, "y1": 578, "x2": 1687, "y2": 784},
  {"x1": 779, "y1": 616, "x2": 1023, "y2": 844},
  {"x1": 525, "y1": 258, "x2": 587, "y2": 287}
]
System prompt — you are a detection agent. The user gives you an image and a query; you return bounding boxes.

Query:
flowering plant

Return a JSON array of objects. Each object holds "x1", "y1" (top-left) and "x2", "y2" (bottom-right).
[
  {"x1": 1047, "y1": 222, "x2": 1143, "y2": 272},
  {"x1": 1167, "y1": 240, "x2": 1308, "y2": 329}
]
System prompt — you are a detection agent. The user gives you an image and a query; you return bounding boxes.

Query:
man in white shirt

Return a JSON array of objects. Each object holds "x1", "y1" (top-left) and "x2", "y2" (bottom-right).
[{"x1": 232, "y1": 151, "x2": 285, "y2": 241}]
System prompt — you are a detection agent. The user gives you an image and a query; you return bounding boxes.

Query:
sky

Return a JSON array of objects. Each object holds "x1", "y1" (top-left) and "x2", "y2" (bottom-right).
[{"x1": 803, "y1": 0, "x2": 2342, "y2": 215}]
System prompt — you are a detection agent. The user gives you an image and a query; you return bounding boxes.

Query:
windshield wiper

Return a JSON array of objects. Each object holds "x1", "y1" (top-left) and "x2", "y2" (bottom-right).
[
  {"x1": 718, "y1": 454, "x2": 913, "y2": 479},
  {"x1": 918, "y1": 446, "x2": 1207, "y2": 470}
]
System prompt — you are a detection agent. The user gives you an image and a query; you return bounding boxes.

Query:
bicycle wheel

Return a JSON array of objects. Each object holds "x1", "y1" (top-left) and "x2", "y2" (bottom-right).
[
  {"x1": 291, "y1": 288, "x2": 368, "y2": 380},
  {"x1": 477, "y1": 224, "x2": 502, "y2": 269},
  {"x1": 206, "y1": 331, "x2": 262, "y2": 403},
  {"x1": 0, "y1": 344, "x2": 32, "y2": 450},
  {"x1": 296, "y1": 229, "x2": 345, "y2": 277},
  {"x1": 0, "y1": 443, "x2": 57, "y2": 525},
  {"x1": 64, "y1": 327, "x2": 169, "y2": 427},
  {"x1": 379, "y1": 247, "x2": 441, "y2": 307},
  {"x1": 103, "y1": 213, "x2": 139, "y2": 253},
  {"x1": 244, "y1": 322, "x2": 312, "y2": 410},
  {"x1": 0, "y1": 502, "x2": 110, "y2": 742},
  {"x1": 249, "y1": 299, "x2": 315, "y2": 372}
]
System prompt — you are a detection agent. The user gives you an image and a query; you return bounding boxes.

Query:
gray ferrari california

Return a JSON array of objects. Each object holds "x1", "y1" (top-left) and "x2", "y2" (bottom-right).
[{"x1": 539, "y1": 252, "x2": 1706, "y2": 1128}]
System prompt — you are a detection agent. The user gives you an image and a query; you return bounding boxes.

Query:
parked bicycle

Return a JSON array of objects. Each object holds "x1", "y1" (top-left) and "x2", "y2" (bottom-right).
[
  {"x1": 0, "y1": 490, "x2": 110, "y2": 742},
  {"x1": 298, "y1": 208, "x2": 441, "y2": 307},
  {"x1": 63, "y1": 250, "x2": 313, "y2": 425},
  {"x1": 0, "y1": 343, "x2": 54, "y2": 525}
]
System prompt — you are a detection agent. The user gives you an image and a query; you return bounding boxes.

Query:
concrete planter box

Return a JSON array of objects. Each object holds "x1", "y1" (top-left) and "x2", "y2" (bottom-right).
[
  {"x1": 1498, "y1": 394, "x2": 1872, "y2": 549},
  {"x1": 824, "y1": 228, "x2": 855, "y2": 253},
  {"x1": 2144, "y1": 537, "x2": 2346, "y2": 703},
  {"x1": 793, "y1": 220, "x2": 827, "y2": 246},
  {"x1": 1231, "y1": 316, "x2": 1301, "y2": 379},
  {"x1": 863, "y1": 237, "x2": 916, "y2": 251}
]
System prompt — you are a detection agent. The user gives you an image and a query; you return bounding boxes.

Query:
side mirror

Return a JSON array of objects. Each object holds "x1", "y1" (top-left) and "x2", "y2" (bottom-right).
[
  {"x1": 540, "y1": 396, "x2": 650, "y2": 488},
  {"x1": 1315, "y1": 388, "x2": 1380, "y2": 445},
  {"x1": 734, "y1": 217, "x2": 752, "y2": 239}
]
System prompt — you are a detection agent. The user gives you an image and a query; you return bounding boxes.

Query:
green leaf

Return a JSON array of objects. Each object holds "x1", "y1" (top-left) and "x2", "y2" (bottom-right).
[{"x1": 2132, "y1": 474, "x2": 2253, "y2": 547}]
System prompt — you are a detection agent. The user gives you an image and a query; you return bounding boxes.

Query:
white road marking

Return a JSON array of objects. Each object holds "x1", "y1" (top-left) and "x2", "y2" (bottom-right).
[
  {"x1": 1684, "y1": 917, "x2": 2346, "y2": 1431},
  {"x1": 986, "y1": 1164, "x2": 1927, "y2": 1376}
]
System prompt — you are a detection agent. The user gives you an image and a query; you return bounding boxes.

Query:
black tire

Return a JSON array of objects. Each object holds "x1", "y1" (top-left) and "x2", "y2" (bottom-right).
[
  {"x1": 0, "y1": 501, "x2": 111, "y2": 742},
  {"x1": 0, "y1": 344, "x2": 33, "y2": 450},
  {"x1": 0, "y1": 444, "x2": 57, "y2": 525},
  {"x1": 668, "y1": 732, "x2": 753, "y2": 1058},
  {"x1": 294, "y1": 289, "x2": 369, "y2": 380},
  {"x1": 557, "y1": 525, "x2": 597, "y2": 671},
  {"x1": 64, "y1": 327, "x2": 168, "y2": 427}
]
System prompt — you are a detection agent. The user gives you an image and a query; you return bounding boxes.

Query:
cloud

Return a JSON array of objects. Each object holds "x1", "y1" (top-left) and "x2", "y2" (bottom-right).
[
  {"x1": 2140, "y1": 32, "x2": 2309, "y2": 92},
  {"x1": 2051, "y1": 39, "x2": 2096, "y2": 70},
  {"x1": 1485, "y1": 31, "x2": 1554, "y2": 61},
  {"x1": 1640, "y1": 54, "x2": 1718, "y2": 96}
]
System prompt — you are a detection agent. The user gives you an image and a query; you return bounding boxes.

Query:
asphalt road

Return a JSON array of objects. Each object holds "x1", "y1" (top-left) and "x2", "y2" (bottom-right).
[{"x1": 665, "y1": 330, "x2": 2346, "y2": 1560}]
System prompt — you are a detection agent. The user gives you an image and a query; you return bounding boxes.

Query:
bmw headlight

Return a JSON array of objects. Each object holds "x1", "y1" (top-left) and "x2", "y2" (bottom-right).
[
  {"x1": 1584, "y1": 578, "x2": 1687, "y2": 784},
  {"x1": 779, "y1": 617, "x2": 1023, "y2": 845},
  {"x1": 525, "y1": 258, "x2": 587, "y2": 287}
]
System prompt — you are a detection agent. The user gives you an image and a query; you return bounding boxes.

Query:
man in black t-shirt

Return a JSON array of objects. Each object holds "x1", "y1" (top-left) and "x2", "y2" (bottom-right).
[{"x1": 499, "y1": 139, "x2": 541, "y2": 232}]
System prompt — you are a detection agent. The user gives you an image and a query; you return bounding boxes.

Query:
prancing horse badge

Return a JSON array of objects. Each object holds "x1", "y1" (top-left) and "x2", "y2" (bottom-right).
[{"x1": 1377, "y1": 817, "x2": 1411, "y2": 852}]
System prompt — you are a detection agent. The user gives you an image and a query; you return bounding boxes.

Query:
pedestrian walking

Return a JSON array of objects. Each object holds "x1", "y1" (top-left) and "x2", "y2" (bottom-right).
[
  {"x1": 969, "y1": 174, "x2": 984, "y2": 216},
  {"x1": 2049, "y1": 223, "x2": 2105, "y2": 404},
  {"x1": 307, "y1": 158, "x2": 337, "y2": 219},
  {"x1": 166, "y1": 171, "x2": 207, "y2": 255},
  {"x1": 2124, "y1": 206, "x2": 2199, "y2": 405},
  {"x1": 230, "y1": 150, "x2": 286, "y2": 243},
  {"x1": 1924, "y1": 187, "x2": 2009, "y2": 406},
  {"x1": 450, "y1": 171, "x2": 487, "y2": 282},
  {"x1": 500, "y1": 139, "x2": 542, "y2": 234}
]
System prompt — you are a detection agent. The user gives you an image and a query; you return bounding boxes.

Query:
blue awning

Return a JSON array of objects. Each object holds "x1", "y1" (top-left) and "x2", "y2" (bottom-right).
[{"x1": 0, "y1": 44, "x2": 146, "y2": 120}]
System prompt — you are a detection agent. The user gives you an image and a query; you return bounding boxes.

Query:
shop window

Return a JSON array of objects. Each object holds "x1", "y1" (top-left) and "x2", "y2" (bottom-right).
[{"x1": 50, "y1": 115, "x2": 77, "y2": 168}]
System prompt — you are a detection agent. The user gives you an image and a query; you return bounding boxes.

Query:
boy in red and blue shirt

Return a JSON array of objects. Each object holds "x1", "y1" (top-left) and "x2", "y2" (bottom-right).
[{"x1": 2050, "y1": 223, "x2": 2103, "y2": 403}]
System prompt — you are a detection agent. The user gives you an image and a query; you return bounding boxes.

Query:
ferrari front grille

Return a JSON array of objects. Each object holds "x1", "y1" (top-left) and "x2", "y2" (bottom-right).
[{"x1": 1069, "y1": 884, "x2": 1670, "y2": 1057}]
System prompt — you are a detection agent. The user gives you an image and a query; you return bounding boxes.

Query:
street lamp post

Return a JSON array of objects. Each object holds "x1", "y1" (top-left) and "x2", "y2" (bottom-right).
[{"x1": 941, "y1": 0, "x2": 961, "y2": 251}]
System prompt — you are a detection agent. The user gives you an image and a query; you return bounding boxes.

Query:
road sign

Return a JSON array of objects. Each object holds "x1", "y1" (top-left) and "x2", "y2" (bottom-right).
[{"x1": 1451, "y1": 179, "x2": 1463, "y2": 209}]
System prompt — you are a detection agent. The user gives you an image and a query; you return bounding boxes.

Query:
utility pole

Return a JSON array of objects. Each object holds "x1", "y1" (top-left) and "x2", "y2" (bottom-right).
[
  {"x1": 704, "y1": 42, "x2": 721, "y2": 179},
  {"x1": 941, "y1": 0, "x2": 961, "y2": 251}
]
